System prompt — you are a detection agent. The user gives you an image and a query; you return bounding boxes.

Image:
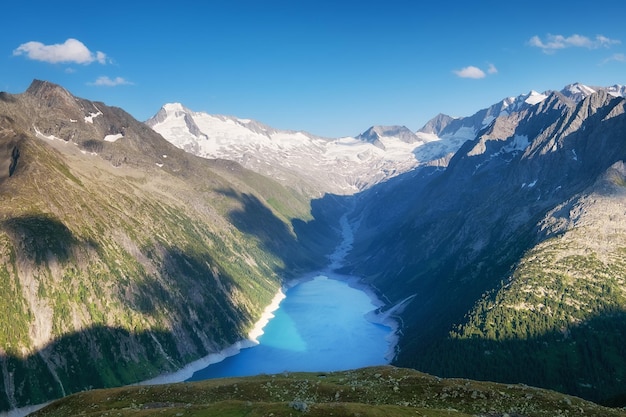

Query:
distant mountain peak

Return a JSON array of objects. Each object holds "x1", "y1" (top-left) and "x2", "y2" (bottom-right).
[
  {"x1": 607, "y1": 84, "x2": 626, "y2": 98},
  {"x1": 26, "y1": 79, "x2": 69, "y2": 96},
  {"x1": 162, "y1": 102, "x2": 189, "y2": 113},
  {"x1": 25, "y1": 79, "x2": 77, "y2": 109},
  {"x1": 560, "y1": 83, "x2": 597, "y2": 101},
  {"x1": 146, "y1": 107, "x2": 447, "y2": 194},
  {"x1": 357, "y1": 125, "x2": 420, "y2": 146},
  {"x1": 523, "y1": 90, "x2": 549, "y2": 105}
]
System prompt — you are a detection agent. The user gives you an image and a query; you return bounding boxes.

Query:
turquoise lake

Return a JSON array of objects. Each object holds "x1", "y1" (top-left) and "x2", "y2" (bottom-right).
[{"x1": 187, "y1": 273, "x2": 394, "y2": 380}]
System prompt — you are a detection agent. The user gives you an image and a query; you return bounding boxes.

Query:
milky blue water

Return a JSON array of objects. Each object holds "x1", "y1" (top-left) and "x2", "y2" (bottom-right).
[{"x1": 187, "y1": 273, "x2": 393, "y2": 380}]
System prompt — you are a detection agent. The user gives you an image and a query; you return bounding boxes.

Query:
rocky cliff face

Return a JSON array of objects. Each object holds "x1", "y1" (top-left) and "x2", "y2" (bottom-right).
[{"x1": 0, "y1": 80, "x2": 333, "y2": 411}]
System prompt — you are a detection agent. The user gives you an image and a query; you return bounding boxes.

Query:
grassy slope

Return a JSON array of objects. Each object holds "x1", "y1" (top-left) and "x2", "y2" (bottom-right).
[
  {"x1": 31, "y1": 366, "x2": 626, "y2": 417},
  {"x1": 0, "y1": 112, "x2": 331, "y2": 409}
]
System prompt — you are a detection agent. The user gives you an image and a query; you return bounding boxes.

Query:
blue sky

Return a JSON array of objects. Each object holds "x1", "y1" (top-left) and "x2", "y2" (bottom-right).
[{"x1": 2, "y1": 1, "x2": 626, "y2": 138}]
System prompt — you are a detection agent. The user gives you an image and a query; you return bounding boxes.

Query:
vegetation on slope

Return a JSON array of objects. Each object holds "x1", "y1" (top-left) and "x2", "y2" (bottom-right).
[
  {"x1": 0, "y1": 84, "x2": 338, "y2": 411},
  {"x1": 402, "y1": 170, "x2": 626, "y2": 405},
  {"x1": 345, "y1": 92, "x2": 626, "y2": 405},
  {"x1": 31, "y1": 366, "x2": 626, "y2": 417}
]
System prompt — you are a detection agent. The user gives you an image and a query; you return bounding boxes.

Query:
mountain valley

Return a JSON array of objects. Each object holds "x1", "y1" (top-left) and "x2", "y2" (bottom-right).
[
  {"x1": 1, "y1": 79, "x2": 626, "y2": 414},
  {"x1": 151, "y1": 82, "x2": 626, "y2": 405}
]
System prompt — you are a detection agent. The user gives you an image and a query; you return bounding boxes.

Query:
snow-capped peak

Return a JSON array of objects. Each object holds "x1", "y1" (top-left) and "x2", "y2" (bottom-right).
[
  {"x1": 357, "y1": 125, "x2": 421, "y2": 145},
  {"x1": 503, "y1": 90, "x2": 548, "y2": 108},
  {"x1": 146, "y1": 104, "x2": 467, "y2": 195},
  {"x1": 524, "y1": 90, "x2": 548, "y2": 105},
  {"x1": 560, "y1": 83, "x2": 596, "y2": 101},
  {"x1": 162, "y1": 102, "x2": 190, "y2": 114},
  {"x1": 607, "y1": 84, "x2": 626, "y2": 98}
]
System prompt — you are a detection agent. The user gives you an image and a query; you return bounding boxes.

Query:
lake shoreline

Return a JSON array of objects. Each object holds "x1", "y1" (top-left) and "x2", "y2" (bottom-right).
[
  {"x1": 0, "y1": 284, "x2": 291, "y2": 417},
  {"x1": 3, "y1": 208, "x2": 400, "y2": 417},
  {"x1": 138, "y1": 286, "x2": 287, "y2": 386}
]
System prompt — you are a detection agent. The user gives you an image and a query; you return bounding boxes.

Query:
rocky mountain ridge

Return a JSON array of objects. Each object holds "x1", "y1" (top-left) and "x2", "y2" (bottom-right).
[
  {"x1": 344, "y1": 84, "x2": 626, "y2": 404},
  {"x1": 147, "y1": 83, "x2": 626, "y2": 197}
]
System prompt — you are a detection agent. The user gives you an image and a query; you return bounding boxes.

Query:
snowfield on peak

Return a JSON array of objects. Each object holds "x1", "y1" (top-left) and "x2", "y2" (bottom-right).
[{"x1": 146, "y1": 104, "x2": 466, "y2": 195}]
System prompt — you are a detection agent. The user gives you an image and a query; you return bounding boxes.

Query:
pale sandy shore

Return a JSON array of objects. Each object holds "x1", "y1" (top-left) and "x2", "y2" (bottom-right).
[
  {"x1": 0, "y1": 287, "x2": 287, "y2": 417},
  {"x1": 139, "y1": 287, "x2": 287, "y2": 385}
]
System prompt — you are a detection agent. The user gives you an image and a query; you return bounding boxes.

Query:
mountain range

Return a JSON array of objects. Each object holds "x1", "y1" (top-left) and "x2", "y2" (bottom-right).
[
  {"x1": 344, "y1": 83, "x2": 626, "y2": 405},
  {"x1": 1, "y1": 79, "x2": 626, "y2": 413},
  {"x1": 146, "y1": 103, "x2": 472, "y2": 195}
]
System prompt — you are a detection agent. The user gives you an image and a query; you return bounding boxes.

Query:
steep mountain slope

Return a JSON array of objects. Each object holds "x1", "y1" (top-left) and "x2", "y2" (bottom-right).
[
  {"x1": 0, "y1": 81, "x2": 335, "y2": 411},
  {"x1": 345, "y1": 85, "x2": 626, "y2": 404},
  {"x1": 146, "y1": 105, "x2": 469, "y2": 195}
]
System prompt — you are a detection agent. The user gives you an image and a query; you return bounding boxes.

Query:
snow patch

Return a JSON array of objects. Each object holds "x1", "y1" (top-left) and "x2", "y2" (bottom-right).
[
  {"x1": 482, "y1": 115, "x2": 496, "y2": 127},
  {"x1": 521, "y1": 180, "x2": 539, "y2": 188},
  {"x1": 447, "y1": 126, "x2": 476, "y2": 140},
  {"x1": 104, "y1": 133, "x2": 123, "y2": 142},
  {"x1": 163, "y1": 102, "x2": 186, "y2": 113},
  {"x1": 84, "y1": 108, "x2": 103, "y2": 123},
  {"x1": 415, "y1": 131, "x2": 439, "y2": 142},
  {"x1": 525, "y1": 91, "x2": 548, "y2": 105},
  {"x1": 502, "y1": 135, "x2": 530, "y2": 153},
  {"x1": 33, "y1": 126, "x2": 64, "y2": 142}
]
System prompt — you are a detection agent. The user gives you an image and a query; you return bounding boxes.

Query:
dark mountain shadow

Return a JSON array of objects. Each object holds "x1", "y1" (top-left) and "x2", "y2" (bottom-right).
[
  {"x1": 152, "y1": 243, "x2": 252, "y2": 335},
  {"x1": 0, "y1": 92, "x2": 17, "y2": 103},
  {"x1": 217, "y1": 188, "x2": 348, "y2": 276},
  {"x1": 2, "y1": 214, "x2": 97, "y2": 264},
  {"x1": 412, "y1": 311, "x2": 626, "y2": 407},
  {"x1": 219, "y1": 188, "x2": 294, "y2": 254},
  {"x1": 291, "y1": 193, "x2": 353, "y2": 265},
  {"x1": 0, "y1": 324, "x2": 213, "y2": 412}
]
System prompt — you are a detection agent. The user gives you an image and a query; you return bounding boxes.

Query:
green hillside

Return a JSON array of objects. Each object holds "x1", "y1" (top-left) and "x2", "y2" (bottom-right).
[
  {"x1": 404, "y1": 174, "x2": 626, "y2": 405},
  {"x1": 31, "y1": 366, "x2": 626, "y2": 417},
  {"x1": 0, "y1": 85, "x2": 337, "y2": 410}
]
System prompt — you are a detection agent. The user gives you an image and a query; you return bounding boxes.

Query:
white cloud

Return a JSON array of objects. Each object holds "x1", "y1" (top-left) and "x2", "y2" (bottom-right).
[
  {"x1": 487, "y1": 63, "x2": 498, "y2": 74},
  {"x1": 453, "y1": 66, "x2": 486, "y2": 79},
  {"x1": 89, "y1": 76, "x2": 133, "y2": 87},
  {"x1": 602, "y1": 53, "x2": 626, "y2": 64},
  {"x1": 529, "y1": 34, "x2": 621, "y2": 53},
  {"x1": 13, "y1": 38, "x2": 107, "y2": 64}
]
